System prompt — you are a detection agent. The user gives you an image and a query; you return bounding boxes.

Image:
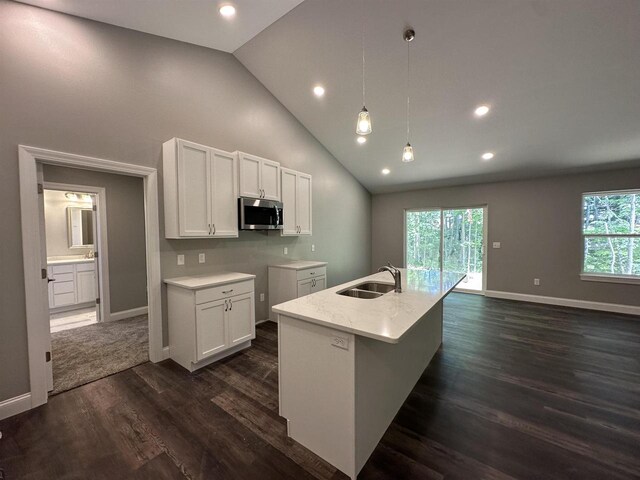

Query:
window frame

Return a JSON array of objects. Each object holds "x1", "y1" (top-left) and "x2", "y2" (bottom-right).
[{"x1": 580, "y1": 189, "x2": 640, "y2": 285}]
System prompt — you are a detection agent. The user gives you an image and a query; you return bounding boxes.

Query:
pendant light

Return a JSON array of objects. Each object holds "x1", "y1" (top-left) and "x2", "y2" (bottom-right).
[
  {"x1": 402, "y1": 29, "x2": 415, "y2": 162},
  {"x1": 356, "y1": 0, "x2": 372, "y2": 135}
]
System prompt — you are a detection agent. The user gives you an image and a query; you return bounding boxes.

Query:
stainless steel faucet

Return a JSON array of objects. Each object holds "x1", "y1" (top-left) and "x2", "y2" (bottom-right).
[{"x1": 378, "y1": 262, "x2": 402, "y2": 293}]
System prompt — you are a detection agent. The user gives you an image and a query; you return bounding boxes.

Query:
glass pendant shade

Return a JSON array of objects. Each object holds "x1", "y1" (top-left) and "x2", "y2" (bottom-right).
[
  {"x1": 356, "y1": 107, "x2": 372, "y2": 135},
  {"x1": 402, "y1": 143, "x2": 415, "y2": 162}
]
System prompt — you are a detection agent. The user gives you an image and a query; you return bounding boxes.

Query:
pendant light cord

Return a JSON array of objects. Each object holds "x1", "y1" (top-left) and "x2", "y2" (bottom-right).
[
  {"x1": 406, "y1": 35, "x2": 410, "y2": 143},
  {"x1": 361, "y1": 0, "x2": 366, "y2": 106}
]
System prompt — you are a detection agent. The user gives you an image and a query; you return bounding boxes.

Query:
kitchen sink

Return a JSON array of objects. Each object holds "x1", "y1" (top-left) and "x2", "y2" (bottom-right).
[{"x1": 337, "y1": 282, "x2": 395, "y2": 299}]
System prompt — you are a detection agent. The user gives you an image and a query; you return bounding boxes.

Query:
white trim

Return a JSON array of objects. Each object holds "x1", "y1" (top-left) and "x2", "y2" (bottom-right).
[
  {"x1": 109, "y1": 306, "x2": 149, "y2": 322},
  {"x1": 162, "y1": 346, "x2": 171, "y2": 360},
  {"x1": 485, "y1": 290, "x2": 640, "y2": 316},
  {"x1": 18, "y1": 145, "x2": 164, "y2": 411},
  {"x1": 255, "y1": 318, "x2": 271, "y2": 325},
  {"x1": 43, "y1": 182, "x2": 111, "y2": 324},
  {"x1": 580, "y1": 273, "x2": 640, "y2": 285},
  {"x1": 0, "y1": 393, "x2": 32, "y2": 421}
]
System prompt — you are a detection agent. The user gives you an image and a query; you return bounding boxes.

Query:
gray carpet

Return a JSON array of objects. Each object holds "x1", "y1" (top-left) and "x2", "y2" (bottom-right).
[{"x1": 51, "y1": 315, "x2": 149, "y2": 395}]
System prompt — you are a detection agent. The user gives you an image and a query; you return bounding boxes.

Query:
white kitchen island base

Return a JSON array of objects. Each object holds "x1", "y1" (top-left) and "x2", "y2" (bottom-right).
[{"x1": 278, "y1": 301, "x2": 444, "y2": 479}]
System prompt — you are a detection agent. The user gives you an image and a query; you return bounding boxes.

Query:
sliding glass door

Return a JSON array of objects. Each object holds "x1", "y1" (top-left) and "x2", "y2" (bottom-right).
[{"x1": 406, "y1": 207, "x2": 486, "y2": 292}]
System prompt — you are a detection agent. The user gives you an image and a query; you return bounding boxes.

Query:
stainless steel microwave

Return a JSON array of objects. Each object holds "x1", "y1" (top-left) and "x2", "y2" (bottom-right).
[{"x1": 238, "y1": 197, "x2": 283, "y2": 230}]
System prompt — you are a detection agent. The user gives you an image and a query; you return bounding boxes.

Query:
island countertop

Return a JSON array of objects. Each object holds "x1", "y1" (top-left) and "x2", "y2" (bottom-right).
[{"x1": 272, "y1": 269, "x2": 465, "y2": 344}]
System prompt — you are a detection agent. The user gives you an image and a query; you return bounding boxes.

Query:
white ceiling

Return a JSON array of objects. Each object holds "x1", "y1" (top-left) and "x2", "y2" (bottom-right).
[
  {"x1": 16, "y1": 0, "x2": 305, "y2": 53},
  {"x1": 236, "y1": 0, "x2": 640, "y2": 193}
]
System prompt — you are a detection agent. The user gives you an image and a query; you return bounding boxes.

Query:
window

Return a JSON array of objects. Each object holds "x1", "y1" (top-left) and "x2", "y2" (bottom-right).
[{"x1": 582, "y1": 190, "x2": 640, "y2": 282}]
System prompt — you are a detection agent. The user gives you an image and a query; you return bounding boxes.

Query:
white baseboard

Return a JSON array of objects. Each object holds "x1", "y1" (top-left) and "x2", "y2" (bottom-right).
[
  {"x1": 109, "y1": 306, "x2": 148, "y2": 322},
  {"x1": 485, "y1": 290, "x2": 640, "y2": 316},
  {"x1": 0, "y1": 392, "x2": 32, "y2": 421},
  {"x1": 255, "y1": 318, "x2": 271, "y2": 325},
  {"x1": 161, "y1": 346, "x2": 171, "y2": 360}
]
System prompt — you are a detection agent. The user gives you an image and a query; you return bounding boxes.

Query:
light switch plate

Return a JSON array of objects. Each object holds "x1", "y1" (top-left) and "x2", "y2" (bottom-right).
[
  {"x1": 311, "y1": 244, "x2": 315, "y2": 252},
  {"x1": 198, "y1": 253, "x2": 205, "y2": 264},
  {"x1": 284, "y1": 247, "x2": 288, "y2": 255},
  {"x1": 492, "y1": 242, "x2": 501, "y2": 249},
  {"x1": 260, "y1": 293, "x2": 265, "y2": 302},
  {"x1": 534, "y1": 278, "x2": 540, "y2": 286},
  {"x1": 177, "y1": 254, "x2": 185, "y2": 266}
]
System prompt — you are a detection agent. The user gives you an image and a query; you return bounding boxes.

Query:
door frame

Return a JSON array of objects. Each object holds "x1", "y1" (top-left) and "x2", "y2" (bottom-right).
[
  {"x1": 43, "y1": 182, "x2": 110, "y2": 324},
  {"x1": 19, "y1": 145, "x2": 164, "y2": 410},
  {"x1": 403, "y1": 205, "x2": 488, "y2": 294}
]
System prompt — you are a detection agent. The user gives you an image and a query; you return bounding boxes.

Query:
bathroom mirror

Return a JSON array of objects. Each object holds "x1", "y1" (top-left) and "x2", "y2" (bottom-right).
[{"x1": 67, "y1": 207, "x2": 94, "y2": 248}]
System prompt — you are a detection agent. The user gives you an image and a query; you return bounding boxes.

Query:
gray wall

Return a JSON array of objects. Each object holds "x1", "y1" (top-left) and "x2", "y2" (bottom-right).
[
  {"x1": 372, "y1": 167, "x2": 640, "y2": 306},
  {"x1": 43, "y1": 166, "x2": 148, "y2": 313},
  {"x1": 0, "y1": 1, "x2": 371, "y2": 402}
]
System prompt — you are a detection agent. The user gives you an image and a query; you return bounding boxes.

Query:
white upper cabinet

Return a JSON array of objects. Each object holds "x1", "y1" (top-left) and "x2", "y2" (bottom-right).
[
  {"x1": 163, "y1": 138, "x2": 238, "y2": 239},
  {"x1": 281, "y1": 167, "x2": 312, "y2": 236},
  {"x1": 237, "y1": 151, "x2": 280, "y2": 201}
]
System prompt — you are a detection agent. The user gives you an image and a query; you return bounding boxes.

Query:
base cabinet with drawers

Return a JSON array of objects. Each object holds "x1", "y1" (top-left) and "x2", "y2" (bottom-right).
[
  {"x1": 165, "y1": 273, "x2": 256, "y2": 372},
  {"x1": 48, "y1": 260, "x2": 96, "y2": 309},
  {"x1": 268, "y1": 261, "x2": 327, "y2": 321}
]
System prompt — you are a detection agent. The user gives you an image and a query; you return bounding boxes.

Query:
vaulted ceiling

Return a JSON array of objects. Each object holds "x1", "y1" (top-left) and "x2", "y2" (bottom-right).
[{"x1": 16, "y1": 0, "x2": 640, "y2": 193}]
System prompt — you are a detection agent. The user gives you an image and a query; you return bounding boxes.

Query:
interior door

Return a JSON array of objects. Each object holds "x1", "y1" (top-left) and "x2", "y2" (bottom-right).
[
  {"x1": 261, "y1": 159, "x2": 280, "y2": 201},
  {"x1": 297, "y1": 278, "x2": 313, "y2": 298},
  {"x1": 91, "y1": 197, "x2": 101, "y2": 321},
  {"x1": 177, "y1": 140, "x2": 211, "y2": 237},
  {"x1": 195, "y1": 299, "x2": 227, "y2": 361},
  {"x1": 281, "y1": 168, "x2": 298, "y2": 235},
  {"x1": 227, "y1": 293, "x2": 255, "y2": 346},
  {"x1": 239, "y1": 153, "x2": 261, "y2": 198},
  {"x1": 297, "y1": 173, "x2": 312, "y2": 235},
  {"x1": 211, "y1": 150, "x2": 238, "y2": 237},
  {"x1": 37, "y1": 164, "x2": 53, "y2": 391}
]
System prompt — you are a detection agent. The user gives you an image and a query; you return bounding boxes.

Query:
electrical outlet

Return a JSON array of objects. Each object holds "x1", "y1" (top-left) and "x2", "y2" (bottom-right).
[
  {"x1": 492, "y1": 242, "x2": 501, "y2": 249},
  {"x1": 260, "y1": 293, "x2": 265, "y2": 302},
  {"x1": 534, "y1": 278, "x2": 540, "y2": 286},
  {"x1": 311, "y1": 244, "x2": 315, "y2": 252},
  {"x1": 331, "y1": 335, "x2": 349, "y2": 350},
  {"x1": 177, "y1": 254, "x2": 185, "y2": 266},
  {"x1": 198, "y1": 253, "x2": 205, "y2": 264},
  {"x1": 284, "y1": 247, "x2": 288, "y2": 255}
]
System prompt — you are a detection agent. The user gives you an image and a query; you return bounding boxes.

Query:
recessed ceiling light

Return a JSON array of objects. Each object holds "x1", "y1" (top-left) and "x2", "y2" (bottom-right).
[
  {"x1": 381, "y1": 168, "x2": 390, "y2": 175},
  {"x1": 219, "y1": 4, "x2": 236, "y2": 18},
  {"x1": 313, "y1": 85, "x2": 325, "y2": 97},
  {"x1": 474, "y1": 105, "x2": 490, "y2": 117},
  {"x1": 481, "y1": 152, "x2": 495, "y2": 161},
  {"x1": 357, "y1": 136, "x2": 367, "y2": 144}
]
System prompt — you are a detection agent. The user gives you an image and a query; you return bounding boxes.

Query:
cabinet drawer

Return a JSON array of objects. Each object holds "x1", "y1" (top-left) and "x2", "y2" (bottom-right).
[
  {"x1": 195, "y1": 279, "x2": 254, "y2": 305},
  {"x1": 53, "y1": 272, "x2": 74, "y2": 283},
  {"x1": 76, "y1": 262, "x2": 95, "y2": 272},
  {"x1": 51, "y1": 264, "x2": 74, "y2": 274},
  {"x1": 53, "y1": 292, "x2": 75, "y2": 307},
  {"x1": 296, "y1": 266, "x2": 326, "y2": 281},
  {"x1": 53, "y1": 281, "x2": 75, "y2": 294}
]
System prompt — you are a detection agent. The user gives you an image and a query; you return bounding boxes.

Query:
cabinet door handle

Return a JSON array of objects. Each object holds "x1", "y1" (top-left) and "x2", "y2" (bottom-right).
[
  {"x1": 212, "y1": 224, "x2": 216, "y2": 235},
  {"x1": 48, "y1": 278, "x2": 56, "y2": 283},
  {"x1": 222, "y1": 289, "x2": 234, "y2": 294},
  {"x1": 224, "y1": 299, "x2": 228, "y2": 311},
  {"x1": 229, "y1": 299, "x2": 233, "y2": 311}
]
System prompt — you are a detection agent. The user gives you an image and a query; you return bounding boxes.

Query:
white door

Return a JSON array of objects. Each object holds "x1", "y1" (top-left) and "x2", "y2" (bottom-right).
[
  {"x1": 227, "y1": 293, "x2": 255, "y2": 346},
  {"x1": 311, "y1": 275, "x2": 326, "y2": 293},
  {"x1": 281, "y1": 168, "x2": 298, "y2": 235},
  {"x1": 211, "y1": 149, "x2": 238, "y2": 237},
  {"x1": 196, "y1": 299, "x2": 227, "y2": 361},
  {"x1": 238, "y1": 153, "x2": 261, "y2": 198},
  {"x1": 37, "y1": 164, "x2": 53, "y2": 391},
  {"x1": 261, "y1": 159, "x2": 280, "y2": 201},
  {"x1": 177, "y1": 140, "x2": 211, "y2": 237},
  {"x1": 297, "y1": 278, "x2": 313, "y2": 298},
  {"x1": 297, "y1": 173, "x2": 312, "y2": 235}
]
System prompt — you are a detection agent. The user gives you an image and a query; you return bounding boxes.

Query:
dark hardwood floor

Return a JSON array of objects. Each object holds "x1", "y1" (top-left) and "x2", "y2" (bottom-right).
[{"x1": 1, "y1": 293, "x2": 639, "y2": 479}]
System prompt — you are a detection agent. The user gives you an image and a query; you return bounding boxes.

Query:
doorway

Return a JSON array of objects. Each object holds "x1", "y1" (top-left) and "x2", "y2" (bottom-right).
[{"x1": 405, "y1": 206, "x2": 487, "y2": 293}]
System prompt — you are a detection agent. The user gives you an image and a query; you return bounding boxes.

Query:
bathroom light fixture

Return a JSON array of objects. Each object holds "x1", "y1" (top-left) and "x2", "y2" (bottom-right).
[
  {"x1": 65, "y1": 192, "x2": 78, "y2": 201},
  {"x1": 481, "y1": 152, "x2": 495, "y2": 160},
  {"x1": 357, "y1": 136, "x2": 367, "y2": 144},
  {"x1": 313, "y1": 85, "x2": 325, "y2": 97},
  {"x1": 474, "y1": 105, "x2": 490, "y2": 117},
  {"x1": 381, "y1": 168, "x2": 390, "y2": 175},
  {"x1": 355, "y1": 0, "x2": 372, "y2": 135},
  {"x1": 219, "y1": 4, "x2": 236, "y2": 18},
  {"x1": 401, "y1": 28, "x2": 415, "y2": 163}
]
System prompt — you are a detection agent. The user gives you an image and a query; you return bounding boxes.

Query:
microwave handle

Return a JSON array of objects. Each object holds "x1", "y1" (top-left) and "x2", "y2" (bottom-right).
[{"x1": 275, "y1": 205, "x2": 280, "y2": 227}]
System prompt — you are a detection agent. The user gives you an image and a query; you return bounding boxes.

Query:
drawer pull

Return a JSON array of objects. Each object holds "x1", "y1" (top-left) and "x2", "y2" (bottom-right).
[
  {"x1": 222, "y1": 289, "x2": 234, "y2": 294},
  {"x1": 310, "y1": 272, "x2": 315, "y2": 275}
]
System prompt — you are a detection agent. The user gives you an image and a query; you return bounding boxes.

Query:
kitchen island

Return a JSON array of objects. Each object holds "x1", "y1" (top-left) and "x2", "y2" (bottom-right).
[{"x1": 272, "y1": 268, "x2": 465, "y2": 479}]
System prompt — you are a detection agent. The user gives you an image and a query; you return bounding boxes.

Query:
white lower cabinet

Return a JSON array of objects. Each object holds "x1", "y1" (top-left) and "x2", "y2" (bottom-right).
[
  {"x1": 165, "y1": 273, "x2": 256, "y2": 372},
  {"x1": 268, "y1": 261, "x2": 327, "y2": 321},
  {"x1": 48, "y1": 261, "x2": 96, "y2": 309}
]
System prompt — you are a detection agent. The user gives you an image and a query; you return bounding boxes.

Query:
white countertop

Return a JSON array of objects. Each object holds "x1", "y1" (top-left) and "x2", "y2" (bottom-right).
[
  {"x1": 269, "y1": 260, "x2": 328, "y2": 270},
  {"x1": 47, "y1": 256, "x2": 94, "y2": 265},
  {"x1": 164, "y1": 272, "x2": 256, "y2": 290},
  {"x1": 272, "y1": 269, "x2": 465, "y2": 344}
]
